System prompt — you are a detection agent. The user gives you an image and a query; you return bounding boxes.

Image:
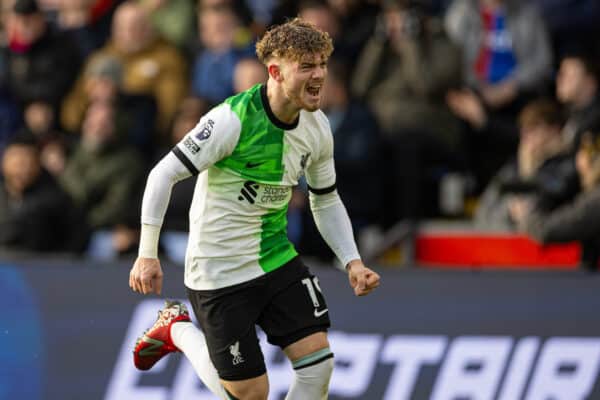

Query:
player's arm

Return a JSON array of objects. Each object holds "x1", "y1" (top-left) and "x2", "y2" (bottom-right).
[
  {"x1": 306, "y1": 131, "x2": 380, "y2": 297},
  {"x1": 130, "y1": 104, "x2": 241, "y2": 295},
  {"x1": 129, "y1": 152, "x2": 192, "y2": 295}
]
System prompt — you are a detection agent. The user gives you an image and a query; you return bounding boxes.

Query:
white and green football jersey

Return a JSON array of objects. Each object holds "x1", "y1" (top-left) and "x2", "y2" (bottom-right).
[{"x1": 172, "y1": 84, "x2": 336, "y2": 290}]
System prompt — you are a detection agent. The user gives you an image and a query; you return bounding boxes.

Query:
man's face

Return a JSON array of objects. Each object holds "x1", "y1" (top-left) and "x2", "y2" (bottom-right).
[
  {"x1": 519, "y1": 122, "x2": 562, "y2": 166},
  {"x1": 556, "y1": 58, "x2": 589, "y2": 103},
  {"x1": 112, "y1": 5, "x2": 151, "y2": 54},
  {"x1": 82, "y1": 102, "x2": 115, "y2": 149},
  {"x1": 2, "y1": 144, "x2": 40, "y2": 194},
  {"x1": 279, "y1": 53, "x2": 328, "y2": 112},
  {"x1": 199, "y1": 8, "x2": 236, "y2": 51}
]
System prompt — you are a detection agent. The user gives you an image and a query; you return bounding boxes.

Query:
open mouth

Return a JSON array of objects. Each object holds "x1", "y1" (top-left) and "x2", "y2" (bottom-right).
[{"x1": 306, "y1": 84, "x2": 321, "y2": 97}]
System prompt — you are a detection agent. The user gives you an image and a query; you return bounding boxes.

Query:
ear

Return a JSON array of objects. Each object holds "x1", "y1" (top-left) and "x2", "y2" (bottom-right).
[{"x1": 267, "y1": 63, "x2": 284, "y2": 83}]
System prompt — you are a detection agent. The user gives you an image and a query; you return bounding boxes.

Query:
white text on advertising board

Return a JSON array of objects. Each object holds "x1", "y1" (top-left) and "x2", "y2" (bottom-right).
[{"x1": 105, "y1": 300, "x2": 600, "y2": 400}]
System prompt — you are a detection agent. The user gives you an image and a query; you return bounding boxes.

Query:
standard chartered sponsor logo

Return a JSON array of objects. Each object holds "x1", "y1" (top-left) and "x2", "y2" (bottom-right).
[
  {"x1": 260, "y1": 185, "x2": 288, "y2": 203},
  {"x1": 237, "y1": 182, "x2": 289, "y2": 205},
  {"x1": 106, "y1": 301, "x2": 600, "y2": 400}
]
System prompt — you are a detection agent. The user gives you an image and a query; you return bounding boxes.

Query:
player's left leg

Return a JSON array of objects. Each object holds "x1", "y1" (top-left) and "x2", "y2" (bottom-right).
[
  {"x1": 132, "y1": 300, "x2": 228, "y2": 399},
  {"x1": 283, "y1": 332, "x2": 334, "y2": 400},
  {"x1": 257, "y1": 257, "x2": 334, "y2": 400}
]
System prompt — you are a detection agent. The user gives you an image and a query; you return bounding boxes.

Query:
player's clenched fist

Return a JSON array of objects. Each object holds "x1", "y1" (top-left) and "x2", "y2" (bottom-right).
[
  {"x1": 129, "y1": 257, "x2": 164, "y2": 295},
  {"x1": 346, "y1": 260, "x2": 380, "y2": 296}
]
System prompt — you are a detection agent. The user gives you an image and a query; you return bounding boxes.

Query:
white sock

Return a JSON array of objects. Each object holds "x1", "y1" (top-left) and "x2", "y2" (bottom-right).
[
  {"x1": 171, "y1": 322, "x2": 228, "y2": 399},
  {"x1": 285, "y1": 349, "x2": 334, "y2": 400}
]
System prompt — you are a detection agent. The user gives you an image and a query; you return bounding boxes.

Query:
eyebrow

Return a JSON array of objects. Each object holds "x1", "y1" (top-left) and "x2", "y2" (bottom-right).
[{"x1": 300, "y1": 60, "x2": 327, "y2": 67}]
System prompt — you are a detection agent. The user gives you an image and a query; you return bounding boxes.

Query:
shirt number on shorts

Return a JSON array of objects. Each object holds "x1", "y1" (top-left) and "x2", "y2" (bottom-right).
[{"x1": 301, "y1": 277, "x2": 323, "y2": 307}]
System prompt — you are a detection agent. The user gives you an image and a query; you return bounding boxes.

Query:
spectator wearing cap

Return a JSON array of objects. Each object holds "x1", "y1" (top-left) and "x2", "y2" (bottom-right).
[
  {"x1": 0, "y1": 134, "x2": 81, "y2": 252},
  {"x1": 4, "y1": 0, "x2": 82, "y2": 112},
  {"x1": 511, "y1": 129, "x2": 600, "y2": 270}
]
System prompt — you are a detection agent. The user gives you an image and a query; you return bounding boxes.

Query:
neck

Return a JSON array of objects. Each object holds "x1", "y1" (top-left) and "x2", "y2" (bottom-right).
[
  {"x1": 266, "y1": 79, "x2": 300, "y2": 124},
  {"x1": 573, "y1": 84, "x2": 598, "y2": 109}
]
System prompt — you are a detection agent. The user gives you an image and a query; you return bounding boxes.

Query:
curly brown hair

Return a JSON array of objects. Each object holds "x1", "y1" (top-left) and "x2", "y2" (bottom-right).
[{"x1": 256, "y1": 18, "x2": 334, "y2": 64}]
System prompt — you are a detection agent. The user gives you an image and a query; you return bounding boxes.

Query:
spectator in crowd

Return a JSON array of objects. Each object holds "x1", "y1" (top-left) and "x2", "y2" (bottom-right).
[
  {"x1": 1, "y1": 0, "x2": 22, "y2": 150},
  {"x1": 82, "y1": 1, "x2": 187, "y2": 136},
  {"x1": 0, "y1": 50, "x2": 22, "y2": 154},
  {"x1": 62, "y1": 54, "x2": 157, "y2": 154},
  {"x1": 59, "y1": 101, "x2": 144, "y2": 233},
  {"x1": 556, "y1": 49, "x2": 600, "y2": 153},
  {"x1": 62, "y1": 54, "x2": 123, "y2": 134},
  {"x1": 200, "y1": 0, "x2": 256, "y2": 34},
  {"x1": 445, "y1": 0, "x2": 553, "y2": 111},
  {"x1": 475, "y1": 99, "x2": 578, "y2": 230},
  {"x1": 244, "y1": 0, "x2": 276, "y2": 30},
  {"x1": 0, "y1": 134, "x2": 79, "y2": 252},
  {"x1": 298, "y1": 0, "x2": 356, "y2": 65},
  {"x1": 353, "y1": 0, "x2": 462, "y2": 145},
  {"x1": 511, "y1": 128, "x2": 600, "y2": 270},
  {"x1": 352, "y1": 0, "x2": 464, "y2": 221},
  {"x1": 54, "y1": 0, "x2": 108, "y2": 57},
  {"x1": 4, "y1": 0, "x2": 81, "y2": 114},
  {"x1": 137, "y1": 0, "x2": 196, "y2": 50},
  {"x1": 20, "y1": 100, "x2": 73, "y2": 177},
  {"x1": 232, "y1": 57, "x2": 267, "y2": 93},
  {"x1": 447, "y1": 85, "x2": 518, "y2": 192},
  {"x1": 324, "y1": 0, "x2": 379, "y2": 65},
  {"x1": 191, "y1": 3, "x2": 254, "y2": 104}
]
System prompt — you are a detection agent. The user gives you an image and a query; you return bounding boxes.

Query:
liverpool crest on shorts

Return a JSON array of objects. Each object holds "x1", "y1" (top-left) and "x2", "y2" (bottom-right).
[{"x1": 230, "y1": 341, "x2": 245, "y2": 365}]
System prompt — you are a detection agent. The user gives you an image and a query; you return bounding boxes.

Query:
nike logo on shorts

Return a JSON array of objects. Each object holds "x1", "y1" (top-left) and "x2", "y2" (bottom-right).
[
  {"x1": 314, "y1": 308, "x2": 328, "y2": 317},
  {"x1": 246, "y1": 161, "x2": 264, "y2": 168}
]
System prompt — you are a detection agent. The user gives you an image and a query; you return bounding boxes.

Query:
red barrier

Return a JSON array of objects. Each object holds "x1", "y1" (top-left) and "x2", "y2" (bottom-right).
[{"x1": 415, "y1": 233, "x2": 580, "y2": 269}]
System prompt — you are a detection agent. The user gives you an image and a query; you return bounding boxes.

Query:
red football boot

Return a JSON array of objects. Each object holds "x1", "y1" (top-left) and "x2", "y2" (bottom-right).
[{"x1": 133, "y1": 300, "x2": 191, "y2": 370}]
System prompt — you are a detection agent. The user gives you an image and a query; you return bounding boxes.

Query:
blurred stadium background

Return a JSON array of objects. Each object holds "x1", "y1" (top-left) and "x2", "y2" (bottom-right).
[{"x1": 1, "y1": 0, "x2": 600, "y2": 398}]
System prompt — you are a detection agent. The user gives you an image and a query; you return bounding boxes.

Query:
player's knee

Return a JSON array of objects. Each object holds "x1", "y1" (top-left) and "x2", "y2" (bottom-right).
[
  {"x1": 222, "y1": 376, "x2": 269, "y2": 400},
  {"x1": 293, "y1": 348, "x2": 334, "y2": 388}
]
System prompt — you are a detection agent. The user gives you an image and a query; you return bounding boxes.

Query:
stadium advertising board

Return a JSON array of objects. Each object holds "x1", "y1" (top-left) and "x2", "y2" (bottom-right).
[{"x1": 1, "y1": 261, "x2": 600, "y2": 399}]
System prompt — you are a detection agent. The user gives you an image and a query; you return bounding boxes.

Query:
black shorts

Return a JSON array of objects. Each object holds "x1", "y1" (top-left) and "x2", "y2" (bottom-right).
[{"x1": 186, "y1": 256, "x2": 331, "y2": 381}]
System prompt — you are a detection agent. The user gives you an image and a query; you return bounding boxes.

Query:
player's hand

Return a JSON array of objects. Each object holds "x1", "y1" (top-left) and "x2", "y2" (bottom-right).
[
  {"x1": 346, "y1": 260, "x2": 380, "y2": 296},
  {"x1": 129, "y1": 257, "x2": 164, "y2": 295}
]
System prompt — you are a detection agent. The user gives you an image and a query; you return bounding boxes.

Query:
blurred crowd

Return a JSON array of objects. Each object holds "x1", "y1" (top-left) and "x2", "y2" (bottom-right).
[{"x1": 1, "y1": 0, "x2": 600, "y2": 267}]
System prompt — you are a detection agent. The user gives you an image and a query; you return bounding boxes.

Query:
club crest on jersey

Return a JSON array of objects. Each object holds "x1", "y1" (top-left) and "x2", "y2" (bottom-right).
[
  {"x1": 195, "y1": 119, "x2": 215, "y2": 141},
  {"x1": 297, "y1": 152, "x2": 311, "y2": 179},
  {"x1": 300, "y1": 153, "x2": 311, "y2": 170}
]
